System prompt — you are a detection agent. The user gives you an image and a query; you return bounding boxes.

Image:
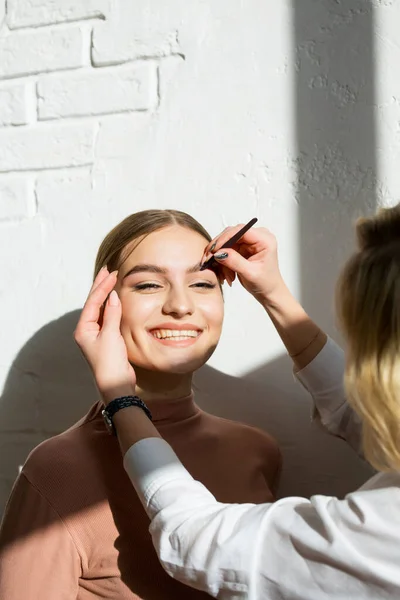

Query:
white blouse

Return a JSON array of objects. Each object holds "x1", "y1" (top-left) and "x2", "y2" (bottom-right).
[{"x1": 124, "y1": 338, "x2": 400, "y2": 599}]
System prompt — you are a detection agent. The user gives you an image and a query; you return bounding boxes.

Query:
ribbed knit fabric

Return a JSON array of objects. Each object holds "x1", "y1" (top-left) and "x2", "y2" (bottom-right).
[{"x1": 0, "y1": 392, "x2": 281, "y2": 599}]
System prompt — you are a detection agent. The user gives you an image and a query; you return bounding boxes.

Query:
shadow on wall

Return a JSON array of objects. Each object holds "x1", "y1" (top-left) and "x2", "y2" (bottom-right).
[
  {"x1": 293, "y1": 0, "x2": 377, "y2": 331},
  {"x1": 0, "y1": 310, "x2": 372, "y2": 516}
]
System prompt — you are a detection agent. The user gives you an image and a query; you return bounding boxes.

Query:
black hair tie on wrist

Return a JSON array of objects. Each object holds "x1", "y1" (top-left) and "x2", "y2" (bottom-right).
[{"x1": 102, "y1": 396, "x2": 152, "y2": 435}]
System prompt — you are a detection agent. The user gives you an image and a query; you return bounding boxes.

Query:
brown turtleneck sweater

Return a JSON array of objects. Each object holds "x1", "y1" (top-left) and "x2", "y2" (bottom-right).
[{"x1": 0, "y1": 393, "x2": 281, "y2": 599}]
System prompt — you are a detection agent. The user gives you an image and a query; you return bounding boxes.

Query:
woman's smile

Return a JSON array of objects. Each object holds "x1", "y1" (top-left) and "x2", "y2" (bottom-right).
[{"x1": 147, "y1": 323, "x2": 204, "y2": 348}]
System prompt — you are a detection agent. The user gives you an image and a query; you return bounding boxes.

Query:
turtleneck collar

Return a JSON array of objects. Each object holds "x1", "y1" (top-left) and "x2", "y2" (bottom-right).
[
  {"x1": 146, "y1": 390, "x2": 199, "y2": 425},
  {"x1": 95, "y1": 391, "x2": 199, "y2": 429}
]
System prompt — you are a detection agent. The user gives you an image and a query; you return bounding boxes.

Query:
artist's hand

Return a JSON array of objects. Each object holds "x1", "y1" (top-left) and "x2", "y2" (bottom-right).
[
  {"x1": 74, "y1": 267, "x2": 136, "y2": 404},
  {"x1": 202, "y1": 225, "x2": 286, "y2": 306}
]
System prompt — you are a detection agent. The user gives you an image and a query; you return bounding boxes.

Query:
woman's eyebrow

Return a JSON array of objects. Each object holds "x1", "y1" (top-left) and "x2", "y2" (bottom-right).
[{"x1": 122, "y1": 262, "x2": 204, "y2": 279}]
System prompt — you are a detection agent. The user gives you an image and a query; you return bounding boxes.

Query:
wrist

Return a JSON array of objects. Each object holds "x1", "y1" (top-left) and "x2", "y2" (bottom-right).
[
  {"x1": 259, "y1": 281, "x2": 294, "y2": 311},
  {"x1": 101, "y1": 385, "x2": 136, "y2": 406}
]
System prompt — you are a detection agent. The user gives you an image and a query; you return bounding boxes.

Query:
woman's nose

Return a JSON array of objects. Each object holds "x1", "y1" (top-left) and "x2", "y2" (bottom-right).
[{"x1": 162, "y1": 288, "x2": 195, "y2": 317}]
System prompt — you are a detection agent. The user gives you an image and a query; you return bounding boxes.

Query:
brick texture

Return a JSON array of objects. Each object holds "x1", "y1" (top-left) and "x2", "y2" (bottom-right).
[
  {"x1": 0, "y1": 83, "x2": 30, "y2": 126},
  {"x1": 0, "y1": 27, "x2": 85, "y2": 79},
  {"x1": 37, "y1": 63, "x2": 157, "y2": 120},
  {"x1": 0, "y1": 177, "x2": 35, "y2": 220},
  {"x1": 7, "y1": 0, "x2": 111, "y2": 29},
  {"x1": 0, "y1": 124, "x2": 96, "y2": 171}
]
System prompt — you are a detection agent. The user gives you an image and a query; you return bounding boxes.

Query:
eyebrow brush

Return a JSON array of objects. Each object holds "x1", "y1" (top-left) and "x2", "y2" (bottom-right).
[{"x1": 200, "y1": 217, "x2": 258, "y2": 271}]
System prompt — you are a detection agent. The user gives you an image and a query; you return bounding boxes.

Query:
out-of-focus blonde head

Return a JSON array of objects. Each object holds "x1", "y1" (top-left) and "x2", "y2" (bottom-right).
[{"x1": 336, "y1": 203, "x2": 400, "y2": 472}]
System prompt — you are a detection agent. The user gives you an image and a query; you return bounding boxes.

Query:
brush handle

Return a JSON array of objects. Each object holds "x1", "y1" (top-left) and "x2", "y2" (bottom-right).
[{"x1": 200, "y1": 217, "x2": 258, "y2": 271}]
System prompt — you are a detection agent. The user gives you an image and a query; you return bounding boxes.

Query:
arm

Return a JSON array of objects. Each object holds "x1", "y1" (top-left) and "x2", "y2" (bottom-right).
[
  {"x1": 295, "y1": 335, "x2": 363, "y2": 457},
  {"x1": 260, "y1": 283, "x2": 364, "y2": 456},
  {"x1": 260, "y1": 282, "x2": 327, "y2": 371},
  {"x1": 124, "y1": 437, "x2": 386, "y2": 600},
  {"x1": 0, "y1": 473, "x2": 81, "y2": 600}
]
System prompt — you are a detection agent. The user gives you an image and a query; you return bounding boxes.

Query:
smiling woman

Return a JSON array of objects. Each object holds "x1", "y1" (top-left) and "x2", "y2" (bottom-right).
[{"x1": 0, "y1": 209, "x2": 282, "y2": 600}]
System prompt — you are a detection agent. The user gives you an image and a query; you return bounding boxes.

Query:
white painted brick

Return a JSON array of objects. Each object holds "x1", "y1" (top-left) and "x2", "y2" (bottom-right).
[
  {"x1": 0, "y1": 27, "x2": 85, "y2": 79},
  {"x1": 38, "y1": 63, "x2": 157, "y2": 120},
  {"x1": 0, "y1": 82, "x2": 31, "y2": 126},
  {"x1": 8, "y1": 0, "x2": 111, "y2": 29},
  {"x1": 92, "y1": 28, "x2": 181, "y2": 66},
  {"x1": 0, "y1": 177, "x2": 35, "y2": 220},
  {"x1": 0, "y1": 123, "x2": 96, "y2": 171}
]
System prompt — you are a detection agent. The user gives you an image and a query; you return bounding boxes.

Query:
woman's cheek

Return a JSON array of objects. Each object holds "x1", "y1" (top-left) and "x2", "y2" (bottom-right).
[{"x1": 201, "y1": 301, "x2": 224, "y2": 338}]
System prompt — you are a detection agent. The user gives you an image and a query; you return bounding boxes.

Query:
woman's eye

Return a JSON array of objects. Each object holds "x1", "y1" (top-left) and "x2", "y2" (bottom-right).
[
  {"x1": 192, "y1": 283, "x2": 217, "y2": 289},
  {"x1": 134, "y1": 282, "x2": 216, "y2": 290},
  {"x1": 134, "y1": 283, "x2": 161, "y2": 290}
]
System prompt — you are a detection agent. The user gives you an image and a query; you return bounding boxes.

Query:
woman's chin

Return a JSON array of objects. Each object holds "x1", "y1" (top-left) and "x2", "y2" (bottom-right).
[
  {"x1": 131, "y1": 355, "x2": 210, "y2": 375},
  {"x1": 128, "y1": 340, "x2": 219, "y2": 375}
]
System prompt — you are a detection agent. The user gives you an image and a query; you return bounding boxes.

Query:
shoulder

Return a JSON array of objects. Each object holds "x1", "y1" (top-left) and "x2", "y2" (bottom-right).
[
  {"x1": 22, "y1": 402, "x2": 109, "y2": 501},
  {"x1": 203, "y1": 412, "x2": 280, "y2": 456}
]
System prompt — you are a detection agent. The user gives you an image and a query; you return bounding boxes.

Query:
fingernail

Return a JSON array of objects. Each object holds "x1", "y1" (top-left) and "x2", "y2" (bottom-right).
[
  {"x1": 210, "y1": 243, "x2": 216, "y2": 252},
  {"x1": 214, "y1": 252, "x2": 228, "y2": 260},
  {"x1": 111, "y1": 270, "x2": 118, "y2": 277},
  {"x1": 109, "y1": 290, "x2": 119, "y2": 306}
]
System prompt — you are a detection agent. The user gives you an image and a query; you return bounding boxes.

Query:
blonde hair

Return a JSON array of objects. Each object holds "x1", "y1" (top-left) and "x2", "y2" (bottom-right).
[{"x1": 336, "y1": 203, "x2": 400, "y2": 472}]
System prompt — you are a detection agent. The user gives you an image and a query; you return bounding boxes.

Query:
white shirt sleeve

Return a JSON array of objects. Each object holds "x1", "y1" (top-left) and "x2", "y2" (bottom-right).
[
  {"x1": 295, "y1": 336, "x2": 363, "y2": 457},
  {"x1": 124, "y1": 438, "x2": 400, "y2": 600},
  {"x1": 123, "y1": 339, "x2": 399, "y2": 599}
]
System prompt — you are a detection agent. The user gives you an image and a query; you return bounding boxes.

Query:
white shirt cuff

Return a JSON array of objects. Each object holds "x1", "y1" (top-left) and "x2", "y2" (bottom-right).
[{"x1": 123, "y1": 437, "x2": 194, "y2": 514}]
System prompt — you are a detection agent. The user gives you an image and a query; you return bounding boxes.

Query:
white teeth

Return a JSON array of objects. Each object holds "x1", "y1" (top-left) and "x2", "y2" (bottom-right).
[{"x1": 151, "y1": 329, "x2": 200, "y2": 340}]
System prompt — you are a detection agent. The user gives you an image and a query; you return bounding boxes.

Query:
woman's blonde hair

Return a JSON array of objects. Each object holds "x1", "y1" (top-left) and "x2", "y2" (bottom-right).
[
  {"x1": 94, "y1": 209, "x2": 222, "y2": 291},
  {"x1": 337, "y1": 203, "x2": 400, "y2": 472}
]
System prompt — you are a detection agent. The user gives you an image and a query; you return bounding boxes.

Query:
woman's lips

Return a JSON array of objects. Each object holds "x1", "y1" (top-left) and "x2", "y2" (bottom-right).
[{"x1": 148, "y1": 331, "x2": 203, "y2": 348}]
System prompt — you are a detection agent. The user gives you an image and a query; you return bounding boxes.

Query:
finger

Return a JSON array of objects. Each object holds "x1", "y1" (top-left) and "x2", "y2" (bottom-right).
[
  {"x1": 207, "y1": 225, "x2": 272, "y2": 262},
  {"x1": 220, "y1": 265, "x2": 235, "y2": 287},
  {"x1": 90, "y1": 266, "x2": 109, "y2": 294},
  {"x1": 77, "y1": 271, "x2": 118, "y2": 335},
  {"x1": 102, "y1": 290, "x2": 122, "y2": 334},
  {"x1": 203, "y1": 223, "x2": 257, "y2": 262},
  {"x1": 203, "y1": 226, "x2": 235, "y2": 260},
  {"x1": 213, "y1": 248, "x2": 251, "y2": 278}
]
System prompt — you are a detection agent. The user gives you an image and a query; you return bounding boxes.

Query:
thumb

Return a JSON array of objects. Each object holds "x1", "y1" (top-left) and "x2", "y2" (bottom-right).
[
  {"x1": 214, "y1": 249, "x2": 250, "y2": 277},
  {"x1": 102, "y1": 290, "x2": 122, "y2": 333}
]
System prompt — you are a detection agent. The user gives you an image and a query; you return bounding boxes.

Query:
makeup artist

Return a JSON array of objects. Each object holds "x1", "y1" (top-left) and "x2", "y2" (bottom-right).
[{"x1": 75, "y1": 205, "x2": 400, "y2": 599}]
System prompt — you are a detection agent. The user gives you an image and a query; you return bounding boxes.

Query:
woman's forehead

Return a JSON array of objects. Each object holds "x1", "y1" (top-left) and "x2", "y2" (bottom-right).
[{"x1": 121, "y1": 226, "x2": 208, "y2": 267}]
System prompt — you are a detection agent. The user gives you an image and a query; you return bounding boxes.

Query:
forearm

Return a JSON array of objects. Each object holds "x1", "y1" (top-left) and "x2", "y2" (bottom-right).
[
  {"x1": 261, "y1": 283, "x2": 327, "y2": 370},
  {"x1": 112, "y1": 405, "x2": 161, "y2": 455},
  {"x1": 102, "y1": 386, "x2": 161, "y2": 454}
]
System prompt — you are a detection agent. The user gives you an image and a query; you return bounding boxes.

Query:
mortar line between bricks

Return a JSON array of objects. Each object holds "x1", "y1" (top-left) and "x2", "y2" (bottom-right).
[
  {"x1": 0, "y1": 163, "x2": 94, "y2": 175},
  {"x1": 92, "y1": 52, "x2": 185, "y2": 69},
  {"x1": 6, "y1": 15, "x2": 106, "y2": 33},
  {"x1": 156, "y1": 64, "x2": 161, "y2": 109},
  {"x1": 0, "y1": 65, "x2": 86, "y2": 83},
  {"x1": 38, "y1": 107, "x2": 151, "y2": 123},
  {"x1": 0, "y1": 58, "x2": 165, "y2": 84}
]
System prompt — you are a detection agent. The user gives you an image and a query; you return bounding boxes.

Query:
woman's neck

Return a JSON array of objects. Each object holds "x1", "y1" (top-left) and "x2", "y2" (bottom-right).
[{"x1": 133, "y1": 367, "x2": 193, "y2": 404}]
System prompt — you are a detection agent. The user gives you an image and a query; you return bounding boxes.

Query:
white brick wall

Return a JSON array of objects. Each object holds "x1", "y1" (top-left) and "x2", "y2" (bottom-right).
[
  {"x1": 0, "y1": 82, "x2": 32, "y2": 126},
  {"x1": 0, "y1": 123, "x2": 96, "y2": 171},
  {"x1": 1, "y1": 0, "x2": 397, "y2": 518},
  {"x1": 37, "y1": 63, "x2": 158, "y2": 119},
  {"x1": 7, "y1": 0, "x2": 111, "y2": 29},
  {"x1": 0, "y1": 27, "x2": 86, "y2": 78},
  {"x1": 0, "y1": 178, "x2": 35, "y2": 220}
]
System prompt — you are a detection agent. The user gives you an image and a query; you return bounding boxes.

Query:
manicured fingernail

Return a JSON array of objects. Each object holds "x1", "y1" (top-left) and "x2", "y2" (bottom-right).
[
  {"x1": 210, "y1": 243, "x2": 216, "y2": 252},
  {"x1": 214, "y1": 252, "x2": 228, "y2": 260},
  {"x1": 109, "y1": 290, "x2": 119, "y2": 306}
]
